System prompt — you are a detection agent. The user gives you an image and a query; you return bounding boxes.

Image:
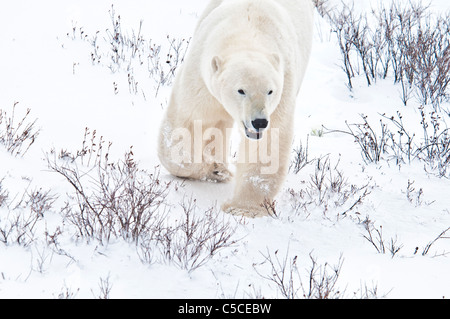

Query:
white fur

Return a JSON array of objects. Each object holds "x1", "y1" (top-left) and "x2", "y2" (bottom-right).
[{"x1": 158, "y1": 0, "x2": 313, "y2": 217}]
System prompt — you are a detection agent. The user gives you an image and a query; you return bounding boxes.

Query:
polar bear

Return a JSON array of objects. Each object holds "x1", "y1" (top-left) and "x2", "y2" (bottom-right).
[{"x1": 158, "y1": 0, "x2": 313, "y2": 217}]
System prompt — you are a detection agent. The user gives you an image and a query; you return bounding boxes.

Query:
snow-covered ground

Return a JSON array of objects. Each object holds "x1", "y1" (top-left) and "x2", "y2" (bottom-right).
[{"x1": 1, "y1": 0, "x2": 450, "y2": 299}]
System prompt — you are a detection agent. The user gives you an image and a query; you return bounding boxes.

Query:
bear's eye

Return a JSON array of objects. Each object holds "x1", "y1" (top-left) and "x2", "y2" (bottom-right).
[
  {"x1": 268, "y1": 90, "x2": 273, "y2": 96},
  {"x1": 238, "y1": 89, "x2": 246, "y2": 96}
]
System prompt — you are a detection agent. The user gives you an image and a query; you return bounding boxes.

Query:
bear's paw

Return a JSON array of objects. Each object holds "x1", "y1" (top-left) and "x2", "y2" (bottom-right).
[
  {"x1": 203, "y1": 163, "x2": 233, "y2": 183},
  {"x1": 221, "y1": 202, "x2": 270, "y2": 218}
]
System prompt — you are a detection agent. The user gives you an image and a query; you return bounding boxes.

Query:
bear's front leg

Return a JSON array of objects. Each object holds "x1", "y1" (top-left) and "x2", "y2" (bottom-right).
[
  {"x1": 222, "y1": 123, "x2": 291, "y2": 218},
  {"x1": 221, "y1": 166, "x2": 278, "y2": 217}
]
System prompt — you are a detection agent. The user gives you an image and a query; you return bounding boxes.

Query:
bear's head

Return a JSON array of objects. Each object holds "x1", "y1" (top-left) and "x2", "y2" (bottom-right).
[{"x1": 209, "y1": 51, "x2": 284, "y2": 140}]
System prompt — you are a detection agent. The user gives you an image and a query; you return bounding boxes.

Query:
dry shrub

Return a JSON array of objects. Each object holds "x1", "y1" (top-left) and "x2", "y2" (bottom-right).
[
  {"x1": 0, "y1": 184, "x2": 56, "y2": 247},
  {"x1": 48, "y1": 129, "x2": 239, "y2": 272},
  {"x1": 0, "y1": 102, "x2": 40, "y2": 157},
  {"x1": 319, "y1": 0, "x2": 450, "y2": 109}
]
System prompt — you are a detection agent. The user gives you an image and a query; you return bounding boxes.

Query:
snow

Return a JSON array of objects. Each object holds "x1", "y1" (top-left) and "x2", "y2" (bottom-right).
[{"x1": 1, "y1": 0, "x2": 450, "y2": 299}]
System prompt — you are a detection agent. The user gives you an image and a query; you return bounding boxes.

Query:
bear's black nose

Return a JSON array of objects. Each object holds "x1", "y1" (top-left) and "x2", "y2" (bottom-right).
[{"x1": 252, "y1": 118, "x2": 269, "y2": 131}]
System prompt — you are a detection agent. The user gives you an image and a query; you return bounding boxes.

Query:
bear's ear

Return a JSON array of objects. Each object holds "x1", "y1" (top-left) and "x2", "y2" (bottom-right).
[
  {"x1": 269, "y1": 53, "x2": 281, "y2": 71},
  {"x1": 211, "y1": 56, "x2": 223, "y2": 73}
]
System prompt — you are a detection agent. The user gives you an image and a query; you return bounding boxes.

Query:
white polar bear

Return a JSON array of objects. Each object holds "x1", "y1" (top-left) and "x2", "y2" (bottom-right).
[{"x1": 158, "y1": 0, "x2": 313, "y2": 217}]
